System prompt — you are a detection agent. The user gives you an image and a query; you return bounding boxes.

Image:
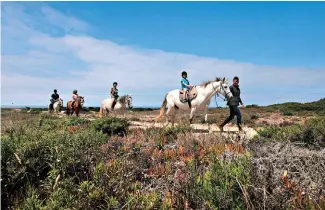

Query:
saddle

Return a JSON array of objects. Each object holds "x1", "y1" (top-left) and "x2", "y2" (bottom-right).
[{"x1": 179, "y1": 86, "x2": 198, "y2": 107}]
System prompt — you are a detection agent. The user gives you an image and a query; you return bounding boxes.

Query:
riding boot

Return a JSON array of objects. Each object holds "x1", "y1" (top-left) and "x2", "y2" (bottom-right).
[
  {"x1": 237, "y1": 123, "x2": 243, "y2": 131},
  {"x1": 218, "y1": 121, "x2": 225, "y2": 132},
  {"x1": 111, "y1": 100, "x2": 117, "y2": 109},
  {"x1": 184, "y1": 92, "x2": 188, "y2": 102},
  {"x1": 71, "y1": 101, "x2": 75, "y2": 112}
]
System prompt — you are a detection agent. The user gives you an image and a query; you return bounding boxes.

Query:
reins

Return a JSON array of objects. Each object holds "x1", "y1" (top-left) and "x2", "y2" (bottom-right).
[{"x1": 212, "y1": 82, "x2": 230, "y2": 108}]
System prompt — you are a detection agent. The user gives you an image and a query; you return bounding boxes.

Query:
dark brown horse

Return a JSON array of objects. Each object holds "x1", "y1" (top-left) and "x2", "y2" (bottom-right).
[{"x1": 66, "y1": 96, "x2": 85, "y2": 117}]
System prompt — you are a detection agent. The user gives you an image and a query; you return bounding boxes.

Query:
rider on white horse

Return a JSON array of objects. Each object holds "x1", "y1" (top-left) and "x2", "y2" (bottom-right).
[
  {"x1": 50, "y1": 89, "x2": 60, "y2": 110},
  {"x1": 110, "y1": 82, "x2": 119, "y2": 109},
  {"x1": 181, "y1": 71, "x2": 193, "y2": 100}
]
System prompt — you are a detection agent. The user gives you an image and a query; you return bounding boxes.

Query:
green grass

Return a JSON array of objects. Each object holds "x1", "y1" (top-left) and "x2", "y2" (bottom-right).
[
  {"x1": 257, "y1": 117, "x2": 325, "y2": 148},
  {"x1": 2, "y1": 109, "x2": 324, "y2": 209}
]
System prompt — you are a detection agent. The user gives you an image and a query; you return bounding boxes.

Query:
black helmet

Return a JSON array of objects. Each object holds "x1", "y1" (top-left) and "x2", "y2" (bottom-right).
[
  {"x1": 54, "y1": 89, "x2": 57, "y2": 92},
  {"x1": 73, "y1": 90, "x2": 77, "y2": 94},
  {"x1": 181, "y1": 71, "x2": 187, "y2": 76},
  {"x1": 113, "y1": 82, "x2": 118, "y2": 85}
]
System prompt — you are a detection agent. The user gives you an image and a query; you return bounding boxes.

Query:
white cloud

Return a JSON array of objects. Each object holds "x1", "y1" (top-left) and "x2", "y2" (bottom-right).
[
  {"x1": 1, "y1": 2, "x2": 325, "y2": 107},
  {"x1": 41, "y1": 6, "x2": 88, "y2": 33}
]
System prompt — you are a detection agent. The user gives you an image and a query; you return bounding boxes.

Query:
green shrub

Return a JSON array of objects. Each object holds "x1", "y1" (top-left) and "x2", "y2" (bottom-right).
[
  {"x1": 258, "y1": 124, "x2": 302, "y2": 139},
  {"x1": 65, "y1": 117, "x2": 90, "y2": 126},
  {"x1": 268, "y1": 98, "x2": 325, "y2": 114},
  {"x1": 250, "y1": 114, "x2": 260, "y2": 120},
  {"x1": 282, "y1": 110, "x2": 294, "y2": 116},
  {"x1": 20, "y1": 108, "x2": 28, "y2": 113},
  {"x1": 257, "y1": 118, "x2": 325, "y2": 148},
  {"x1": 87, "y1": 107, "x2": 100, "y2": 112},
  {"x1": 246, "y1": 104, "x2": 259, "y2": 108},
  {"x1": 162, "y1": 125, "x2": 192, "y2": 137},
  {"x1": 1, "y1": 116, "x2": 108, "y2": 209},
  {"x1": 317, "y1": 110, "x2": 325, "y2": 116},
  {"x1": 91, "y1": 117, "x2": 129, "y2": 136},
  {"x1": 180, "y1": 154, "x2": 252, "y2": 209},
  {"x1": 131, "y1": 108, "x2": 157, "y2": 112}
]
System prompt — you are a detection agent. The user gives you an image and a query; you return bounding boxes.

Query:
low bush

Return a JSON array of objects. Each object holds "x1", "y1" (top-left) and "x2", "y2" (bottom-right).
[
  {"x1": 282, "y1": 110, "x2": 294, "y2": 116},
  {"x1": 257, "y1": 117, "x2": 325, "y2": 148},
  {"x1": 178, "y1": 153, "x2": 252, "y2": 209},
  {"x1": 250, "y1": 113, "x2": 260, "y2": 120},
  {"x1": 246, "y1": 104, "x2": 259, "y2": 108},
  {"x1": 1, "y1": 116, "x2": 108, "y2": 209},
  {"x1": 65, "y1": 117, "x2": 90, "y2": 126},
  {"x1": 2, "y1": 110, "x2": 324, "y2": 209},
  {"x1": 91, "y1": 117, "x2": 129, "y2": 136}
]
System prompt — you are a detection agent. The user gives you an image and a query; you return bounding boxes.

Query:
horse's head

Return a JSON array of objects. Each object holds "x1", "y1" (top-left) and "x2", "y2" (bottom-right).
[
  {"x1": 78, "y1": 96, "x2": 85, "y2": 106},
  {"x1": 126, "y1": 95, "x2": 133, "y2": 109},
  {"x1": 59, "y1": 98, "x2": 64, "y2": 106},
  {"x1": 217, "y1": 77, "x2": 233, "y2": 100}
]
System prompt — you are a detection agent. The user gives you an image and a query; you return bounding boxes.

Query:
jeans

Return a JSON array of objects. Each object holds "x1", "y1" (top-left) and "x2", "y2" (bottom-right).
[{"x1": 222, "y1": 105, "x2": 242, "y2": 126}]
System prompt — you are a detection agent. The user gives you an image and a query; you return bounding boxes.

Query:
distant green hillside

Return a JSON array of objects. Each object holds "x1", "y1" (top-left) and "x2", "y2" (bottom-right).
[{"x1": 267, "y1": 98, "x2": 325, "y2": 112}]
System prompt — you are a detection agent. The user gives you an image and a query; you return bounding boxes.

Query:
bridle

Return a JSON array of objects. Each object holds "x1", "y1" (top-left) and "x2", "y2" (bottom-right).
[
  {"x1": 126, "y1": 95, "x2": 133, "y2": 109},
  {"x1": 212, "y1": 81, "x2": 231, "y2": 108}
]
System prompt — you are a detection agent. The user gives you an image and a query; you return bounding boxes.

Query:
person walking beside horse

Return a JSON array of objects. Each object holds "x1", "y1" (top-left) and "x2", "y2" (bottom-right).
[{"x1": 218, "y1": 76, "x2": 245, "y2": 131}]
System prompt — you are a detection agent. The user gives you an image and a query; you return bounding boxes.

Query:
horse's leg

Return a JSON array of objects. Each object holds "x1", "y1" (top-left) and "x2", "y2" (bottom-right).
[
  {"x1": 203, "y1": 105, "x2": 209, "y2": 123},
  {"x1": 165, "y1": 106, "x2": 175, "y2": 126},
  {"x1": 171, "y1": 109, "x2": 177, "y2": 127},
  {"x1": 189, "y1": 107, "x2": 197, "y2": 124},
  {"x1": 71, "y1": 106, "x2": 75, "y2": 116}
]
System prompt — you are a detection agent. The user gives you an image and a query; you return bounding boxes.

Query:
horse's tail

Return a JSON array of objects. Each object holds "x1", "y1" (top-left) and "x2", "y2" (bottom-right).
[
  {"x1": 66, "y1": 102, "x2": 70, "y2": 115},
  {"x1": 98, "y1": 104, "x2": 103, "y2": 118},
  {"x1": 155, "y1": 93, "x2": 168, "y2": 121}
]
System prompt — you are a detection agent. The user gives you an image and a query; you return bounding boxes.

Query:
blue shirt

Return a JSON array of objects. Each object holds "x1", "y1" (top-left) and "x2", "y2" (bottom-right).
[{"x1": 181, "y1": 78, "x2": 190, "y2": 89}]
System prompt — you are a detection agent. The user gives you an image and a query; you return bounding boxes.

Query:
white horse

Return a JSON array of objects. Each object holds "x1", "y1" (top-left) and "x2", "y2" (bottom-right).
[
  {"x1": 155, "y1": 77, "x2": 233, "y2": 125},
  {"x1": 98, "y1": 95, "x2": 133, "y2": 118},
  {"x1": 48, "y1": 98, "x2": 63, "y2": 114}
]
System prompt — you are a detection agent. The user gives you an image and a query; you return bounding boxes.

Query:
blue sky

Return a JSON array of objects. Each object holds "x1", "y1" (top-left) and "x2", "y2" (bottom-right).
[{"x1": 2, "y1": 2, "x2": 325, "y2": 107}]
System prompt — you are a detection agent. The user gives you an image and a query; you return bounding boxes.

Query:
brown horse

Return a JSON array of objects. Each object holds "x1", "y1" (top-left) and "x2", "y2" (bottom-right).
[{"x1": 66, "y1": 96, "x2": 85, "y2": 117}]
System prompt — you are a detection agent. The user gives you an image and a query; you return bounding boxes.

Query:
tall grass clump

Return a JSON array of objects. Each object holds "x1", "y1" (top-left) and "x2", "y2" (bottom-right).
[
  {"x1": 1, "y1": 115, "x2": 108, "y2": 209},
  {"x1": 178, "y1": 153, "x2": 252, "y2": 209},
  {"x1": 257, "y1": 117, "x2": 325, "y2": 148}
]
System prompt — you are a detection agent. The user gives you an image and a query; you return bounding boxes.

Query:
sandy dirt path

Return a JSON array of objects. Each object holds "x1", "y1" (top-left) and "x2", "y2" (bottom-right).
[
  {"x1": 51, "y1": 111, "x2": 259, "y2": 140},
  {"x1": 128, "y1": 121, "x2": 258, "y2": 140}
]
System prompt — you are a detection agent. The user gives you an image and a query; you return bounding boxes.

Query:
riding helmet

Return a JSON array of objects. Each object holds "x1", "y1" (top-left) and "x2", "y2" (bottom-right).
[
  {"x1": 73, "y1": 90, "x2": 78, "y2": 94},
  {"x1": 113, "y1": 82, "x2": 118, "y2": 85}
]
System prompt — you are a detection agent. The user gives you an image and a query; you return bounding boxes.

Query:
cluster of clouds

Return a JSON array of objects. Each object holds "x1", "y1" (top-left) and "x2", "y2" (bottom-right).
[{"x1": 2, "y1": 2, "x2": 324, "y2": 107}]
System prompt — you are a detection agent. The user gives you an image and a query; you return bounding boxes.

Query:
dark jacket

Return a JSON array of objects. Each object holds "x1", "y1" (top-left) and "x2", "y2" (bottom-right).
[
  {"x1": 227, "y1": 85, "x2": 243, "y2": 106},
  {"x1": 51, "y1": 93, "x2": 59, "y2": 100},
  {"x1": 110, "y1": 87, "x2": 119, "y2": 98}
]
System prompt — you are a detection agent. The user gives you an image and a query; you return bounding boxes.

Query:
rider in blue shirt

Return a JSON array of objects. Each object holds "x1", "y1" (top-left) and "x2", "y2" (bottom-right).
[{"x1": 181, "y1": 71, "x2": 192, "y2": 100}]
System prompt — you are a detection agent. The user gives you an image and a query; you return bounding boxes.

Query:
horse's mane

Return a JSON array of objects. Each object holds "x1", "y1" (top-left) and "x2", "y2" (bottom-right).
[
  {"x1": 200, "y1": 77, "x2": 222, "y2": 87},
  {"x1": 118, "y1": 95, "x2": 128, "y2": 103}
]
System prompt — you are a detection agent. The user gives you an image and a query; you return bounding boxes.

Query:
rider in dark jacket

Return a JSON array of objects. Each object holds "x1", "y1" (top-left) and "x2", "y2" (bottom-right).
[
  {"x1": 50, "y1": 89, "x2": 59, "y2": 110},
  {"x1": 110, "y1": 82, "x2": 119, "y2": 109}
]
